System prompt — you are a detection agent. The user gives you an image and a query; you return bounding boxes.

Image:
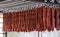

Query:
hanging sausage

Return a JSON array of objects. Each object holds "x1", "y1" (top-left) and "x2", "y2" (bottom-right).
[
  {"x1": 51, "y1": 8, "x2": 55, "y2": 31},
  {"x1": 24, "y1": 10, "x2": 29, "y2": 32},
  {"x1": 46, "y1": 7, "x2": 51, "y2": 31},
  {"x1": 12, "y1": 12, "x2": 16, "y2": 31},
  {"x1": 8, "y1": 13, "x2": 12, "y2": 32},
  {"x1": 31, "y1": 9, "x2": 37, "y2": 31},
  {"x1": 55, "y1": 8, "x2": 60, "y2": 30},
  {"x1": 39, "y1": 7, "x2": 43, "y2": 31},
  {"x1": 28, "y1": 9, "x2": 36, "y2": 31},
  {"x1": 17, "y1": 12, "x2": 21, "y2": 32},
  {"x1": 42, "y1": 7, "x2": 47, "y2": 31},
  {"x1": 3, "y1": 13, "x2": 12, "y2": 32},
  {"x1": 19, "y1": 11, "x2": 25, "y2": 32},
  {"x1": 36, "y1": 7, "x2": 41, "y2": 31},
  {"x1": 13, "y1": 12, "x2": 18, "y2": 32}
]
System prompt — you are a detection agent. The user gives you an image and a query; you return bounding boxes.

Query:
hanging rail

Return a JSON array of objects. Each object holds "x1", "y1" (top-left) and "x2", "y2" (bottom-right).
[
  {"x1": 0, "y1": 1, "x2": 59, "y2": 13},
  {"x1": 3, "y1": 2, "x2": 60, "y2": 13},
  {"x1": 0, "y1": 1, "x2": 32, "y2": 8}
]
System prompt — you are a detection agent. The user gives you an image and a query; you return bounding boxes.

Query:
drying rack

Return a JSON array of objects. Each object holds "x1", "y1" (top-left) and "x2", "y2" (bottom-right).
[{"x1": 0, "y1": 1, "x2": 60, "y2": 37}]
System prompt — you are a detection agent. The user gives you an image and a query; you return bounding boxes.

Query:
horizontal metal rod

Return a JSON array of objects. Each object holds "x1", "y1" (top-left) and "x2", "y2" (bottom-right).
[
  {"x1": 0, "y1": 1, "x2": 60, "y2": 13},
  {"x1": 0, "y1": 1, "x2": 32, "y2": 8},
  {"x1": 0, "y1": 1, "x2": 12, "y2": 4},
  {"x1": 0, "y1": 1, "x2": 25, "y2": 4},
  {"x1": 0, "y1": 1, "x2": 60, "y2": 9},
  {"x1": 2, "y1": 2, "x2": 60, "y2": 9},
  {"x1": 3, "y1": 3, "x2": 60, "y2": 12},
  {"x1": 2, "y1": 1, "x2": 35, "y2": 8}
]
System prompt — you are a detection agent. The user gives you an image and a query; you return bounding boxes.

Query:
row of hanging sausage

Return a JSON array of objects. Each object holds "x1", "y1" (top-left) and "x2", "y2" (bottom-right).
[{"x1": 3, "y1": 6, "x2": 60, "y2": 32}]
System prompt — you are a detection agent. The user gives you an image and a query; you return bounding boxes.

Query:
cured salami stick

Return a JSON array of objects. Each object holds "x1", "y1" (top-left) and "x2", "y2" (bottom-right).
[
  {"x1": 13, "y1": 12, "x2": 19, "y2": 32},
  {"x1": 29, "y1": 9, "x2": 36, "y2": 31},
  {"x1": 17, "y1": 12, "x2": 20, "y2": 32},
  {"x1": 37, "y1": 7, "x2": 42, "y2": 31},
  {"x1": 3, "y1": 13, "x2": 12, "y2": 32},
  {"x1": 29, "y1": 10, "x2": 32, "y2": 31},
  {"x1": 19, "y1": 11, "x2": 23, "y2": 31},
  {"x1": 42, "y1": 7, "x2": 46, "y2": 31},
  {"x1": 8, "y1": 13, "x2": 12, "y2": 32},
  {"x1": 13, "y1": 12, "x2": 16, "y2": 31},
  {"x1": 46, "y1": 7, "x2": 51, "y2": 31},
  {"x1": 46, "y1": 7, "x2": 48, "y2": 31},
  {"x1": 36, "y1": 7, "x2": 41, "y2": 31},
  {"x1": 55, "y1": 8, "x2": 60, "y2": 30},
  {"x1": 35, "y1": 8, "x2": 37, "y2": 31},
  {"x1": 51, "y1": 8, "x2": 55, "y2": 31},
  {"x1": 28, "y1": 10, "x2": 31, "y2": 31},
  {"x1": 40, "y1": 7, "x2": 43, "y2": 31},
  {"x1": 30, "y1": 10, "x2": 34, "y2": 31},
  {"x1": 14, "y1": 12, "x2": 18, "y2": 32},
  {"x1": 20, "y1": 11, "x2": 25, "y2": 32},
  {"x1": 24, "y1": 10, "x2": 28, "y2": 32},
  {"x1": 32, "y1": 9, "x2": 37, "y2": 31},
  {"x1": 11, "y1": 12, "x2": 15, "y2": 31},
  {"x1": 25, "y1": 10, "x2": 32, "y2": 32}
]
